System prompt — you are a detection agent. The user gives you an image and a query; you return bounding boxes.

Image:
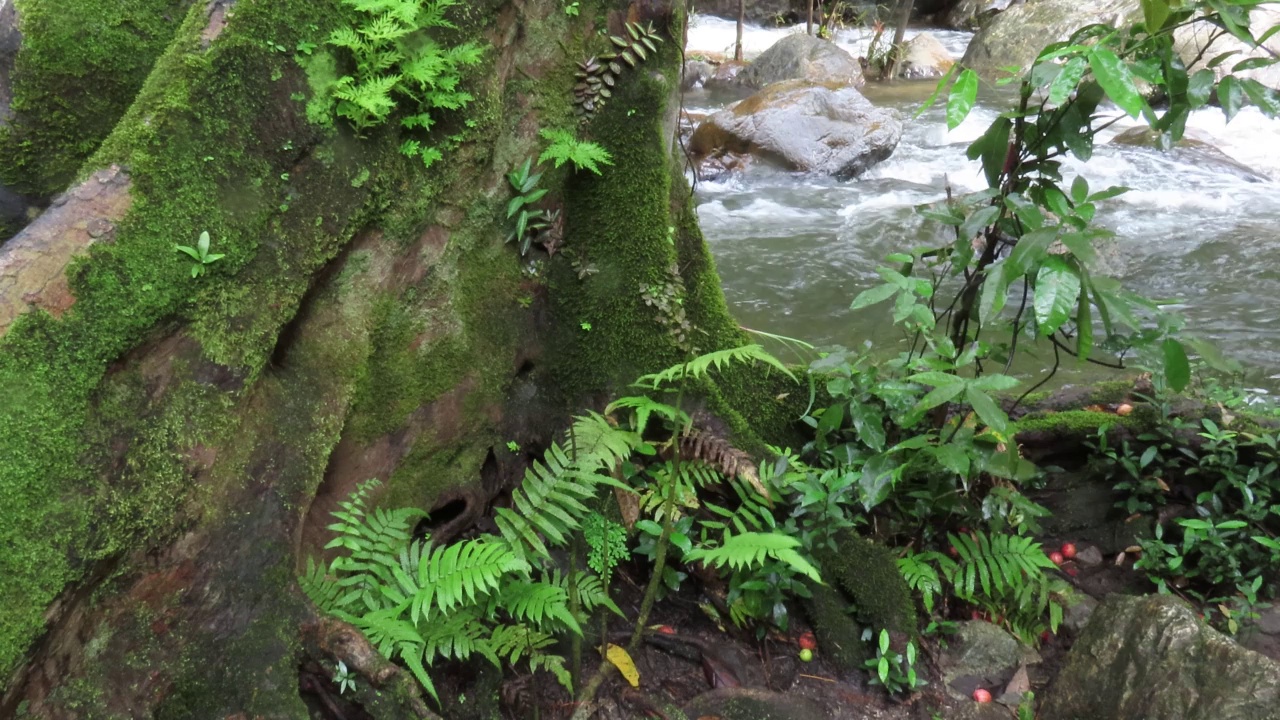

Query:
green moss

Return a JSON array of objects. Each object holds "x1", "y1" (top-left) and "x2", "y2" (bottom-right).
[
  {"x1": 802, "y1": 581, "x2": 870, "y2": 671},
  {"x1": 0, "y1": 0, "x2": 188, "y2": 198},
  {"x1": 1015, "y1": 409, "x2": 1148, "y2": 437},
  {"x1": 813, "y1": 530, "x2": 916, "y2": 637}
]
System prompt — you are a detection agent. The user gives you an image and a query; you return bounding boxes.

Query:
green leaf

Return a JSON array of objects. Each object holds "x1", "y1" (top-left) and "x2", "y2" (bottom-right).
[
  {"x1": 934, "y1": 444, "x2": 971, "y2": 477},
  {"x1": 946, "y1": 69, "x2": 979, "y2": 130},
  {"x1": 1033, "y1": 257, "x2": 1082, "y2": 335},
  {"x1": 1141, "y1": 0, "x2": 1171, "y2": 32},
  {"x1": 915, "y1": 64, "x2": 958, "y2": 118},
  {"x1": 978, "y1": 261, "x2": 1009, "y2": 326},
  {"x1": 1075, "y1": 286, "x2": 1093, "y2": 362},
  {"x1": 960, "y1": 205, "x2": 1000, "y2": 241},
  {"x1": 966, "y1": 386, "x2": 1008, "y2": 433},
  {"x1": 197, "y1": 230, "x2": 211, "y2": 256},
  {"x1": 1162, "y1": 338, "x2": 1191, "y2": 392},
  {"x1": 851, "y1": 283, "x2": 899, "y2": 310},
  {"x1": 1089, "y1": 47, "x2": 1145, "y2": 118},
  {"x1": 1048, "y1": 56, "x2": 1088, "y2": 106},
  {"x1": 1217, "y1": 75, "x2": 1244, "y2": 121},
  {"x1": 1241, "y1": 78, "x2": 1280, "y2": 117}
]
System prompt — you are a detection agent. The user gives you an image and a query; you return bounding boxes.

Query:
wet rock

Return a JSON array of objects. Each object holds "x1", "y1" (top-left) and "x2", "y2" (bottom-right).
[
  {"x1": 1043, "y1": 594, "x2": 1280, "y2": 720},
  {"x1": 941, "y1": 621, "x2": 1041, "y2": 700},
  {"x1": 688, "y1": 80, "x2": 902, "y2": 180},
  {"x1": 1062, "y1": 591, "x2": 1098, "y2": 634},
  {"x1": 683, "y1": 59, "x2": 716, "y2": 90},
  {"x1": 706, "y1": 60, "x2": 749, "y2": 88},
  {"x1": 1075, "y1": 544, "x2": 1104, "y2": 567},
  {"x1": 960, "y1": 0, "x2": 1141, "y2": 78},
  {"x1": 1110, "y1": 126, "x2": 1269, "y2": 182},
  {"x1": 897, "y1": 32, "x2": 955, "y2": 79},
  {"x1": 1243, "y1": 604, "x2": 1280, "y2": 663},
  {"x1": 683, "y1": 687, "x2": 830, "y2": 720},
  {"x1": 942, "y1": 0, "x2": 1004, "y2": 29},
  {"x1": 738, "y1": 32, "x2": 864, "y2": 89}
]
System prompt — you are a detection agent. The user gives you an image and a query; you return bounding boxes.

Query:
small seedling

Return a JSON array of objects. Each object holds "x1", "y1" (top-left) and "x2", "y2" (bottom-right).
[
  {"x1": 174, "y1": 231, "x2": 225, "y2": 278},
  {"x1": 506, "y1": 441, "x2": 520, "y2": 453},
  {"x1": 580, "y1": 322, "x2": 592, "y2": 331},
  {"x1": 334, "y1": 660, "x2": 356, "y2": 695}
]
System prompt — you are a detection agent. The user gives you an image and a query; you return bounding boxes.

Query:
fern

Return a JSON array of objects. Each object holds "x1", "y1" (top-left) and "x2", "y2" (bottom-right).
[
  {"x1": 492, "y1": 579, "x2": 581, "y2": 634},
  {"x1": 944, "y1": 531, "x2": 1056, "y2": 602},
  {"x1": 633, "y1": 344, "x2": 797, "y2": 390},
  {"x1": 897, "y1": 551, "x2": 946, "y2": 613},
  {"x1": 684, "y1": 531, "x2": 822, "y2": 583},
  {"x1": 568, "y1": 411, "x2": 641, "y2": 471},
  {"x1": 401, "y1": 539, "x2": 529, "y2": 621},
  {"x1": 559, "y1": 570, "x2": 623, "y2": 617},
  {"x1": 537, "y1": 128, "x2": 613, "y2": 175},
  {"x1": 327, "y1": 0, "x2": 483, "y2": 161}
]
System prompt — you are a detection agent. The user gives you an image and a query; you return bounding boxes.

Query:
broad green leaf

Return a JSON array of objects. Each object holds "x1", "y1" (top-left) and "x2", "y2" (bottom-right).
[
  {"x1": 1217, "y1": 75, "x2": 1245, "y2": 121},
  {"x1": 1089, "y1": 47, "x2": 1145, "y2": 118},
  {"x1": 1076, "y1": 285, "x2": 1093, "y2": 361},
  {"x1": 1141, "y1": 0, "x2": 1171, "y2": 33},
  {"x1": 1162, "y1": 338, "x2": 1191, "y2": 391},
  {"x1": 960, "y1": 205, "x2": 1000, "y2": 241},
  {"x1": 197, "y1": 231, "x2": 211, "y2": 255},
  {"x1": 1241, "y1": 78, "x2": 1280, "y2": 117},
  {"x1": 850, "y1": 403, "x2": 887, "y2": 452},
  {"x1": 914, "y1": 382, "x2": 966, "y2": 413},
  {"x1": 934, "y1": 444, "x2": 970, "y2": 477},
  {"x1": 977, "y1": 261, "x2": 1009, "y2": 326},
  {"x1": 910, "y1": 371, "x2": 967, "y2": 388},
  {"x1": 947, "y1": 69, "x2": 979, "y2": 130},
  {"x1": 965, "y1": 386, "x2": 1008, "y2": 433},
  {"x1": 1048, "y1": 56, "x2": 1088, "y2": 106},
  {"x1": 1033, "y1": 257, "x2": 1082, "y2": 335},
  {"x1": 1070, "y1": 176, "x2": 1089, "y2": 204},
  {"x1": 969, "y1": 117, "x2": 1012, "y2": 188},
  {"x1": 970, "y1": 374, "x2": 1019, "y2": 392},
  {"x1": 851, "y1": 283, "x2": 899, "y2": 309},
  {"x1": 1006, "y1": 227, "x2": 1058, "y2": 276},
  {"x1": 859, "y1": 454, "x2": 897, "y2": 511}
]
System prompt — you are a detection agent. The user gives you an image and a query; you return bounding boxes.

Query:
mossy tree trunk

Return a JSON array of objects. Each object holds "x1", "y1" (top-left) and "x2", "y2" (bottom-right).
[{"x1": 0, "y1": 0, "x2": 797, "y2": 716}]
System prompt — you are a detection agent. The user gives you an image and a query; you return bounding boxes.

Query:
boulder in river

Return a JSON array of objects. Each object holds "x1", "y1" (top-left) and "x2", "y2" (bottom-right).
[
  {"x1": 1042, "y1": 594, "x2": 1280, "y2": 720},
  {"x1": 1110, "y1": 126, "x2": 1269, "y2": 182},
  {"x1": 897, "y1": 32, "x2": 956, "y2": 79},
  {"x1": 688, "y1": 79, "x2": 902, "y2": 180},
  {"x1": 942, "y1": 0, "x2": 1008, "y2": 30},
  {"x1": 960, "y1": 0, "x2": 1141, "y2": 78},
  {"x1": 738, "y1": 32, "x2": 865, "y2": 89}
]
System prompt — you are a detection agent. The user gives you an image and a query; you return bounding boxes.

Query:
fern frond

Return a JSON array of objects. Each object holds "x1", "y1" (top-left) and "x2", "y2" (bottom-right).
[
  {"x1": 684, "y1": 531, "x2": 822, "y2": 583},
  {"x1": 945, "y1": 531, "x2": 1055, "y2": 602},
  {"x1": 412, "y1": 539, "x2": 529, "y2": 621},
  {"x1": 493, "y1": 580, "x2": 581, "y2": 635},
  {"x1": 633, "y1": 345, "x2": 796, "y2": 390},
  {"x1": 604, "y1": 395, "x2": 687, "y2": 435},
  {"x1": 568, "y1": 412, "x2": 641, "y2": 473},
  {"x1": 359, "y1": 12, "x2": 414, "y2": 44},
  {"x1": 897, "y1": 551, "x2": 948, "y2": 613},
  {"x1": 562, "y1": 570, "x2": 624, "y2": 617},
  {"x1": 537, "y1": 128, "x2": 614, "y2": 175}
]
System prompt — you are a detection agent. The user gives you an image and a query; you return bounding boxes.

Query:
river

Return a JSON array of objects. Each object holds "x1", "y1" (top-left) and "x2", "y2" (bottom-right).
[{"x1": 685, "y1": 16, "x2": 1280, "y2": 394}]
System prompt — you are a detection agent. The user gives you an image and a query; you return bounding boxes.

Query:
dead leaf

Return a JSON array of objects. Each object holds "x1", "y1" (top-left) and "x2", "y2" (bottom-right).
[
  {"x1": 1115, "y1": 552, "x2": 1127, "y2": 566},
  {"x1": 605, "y1": 644, "x2": 640, "y2": 688},
  {"x1": 1156, "y1": 478, "x2": 1170, "y2": 492},
  {"x1": 1004, "y1": 664, "x2": 1031, "y2": 697},
  {"x1": 615, "y1": 487, "x2": 640, "y2": 530},
  {"x1": 1124, "y1": 545, "x2": 1143, "y2": 554}
]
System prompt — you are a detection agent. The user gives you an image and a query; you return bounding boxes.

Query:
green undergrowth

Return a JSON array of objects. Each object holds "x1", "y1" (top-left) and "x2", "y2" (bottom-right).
[{"x1": 0, "y1": 0, "x2": 189, "y2": 198}]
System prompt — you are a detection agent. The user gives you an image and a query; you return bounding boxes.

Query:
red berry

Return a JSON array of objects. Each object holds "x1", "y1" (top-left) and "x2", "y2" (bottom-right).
[
  {"x1": 1066, "y1": 566, "x2": 1079, "y2": 577},
  {"x1": 971, "y1": 609, "x2": 983, "y2": 621},
  {"x1": 1040, "y1": 630, "x2": 1052, "y2": 643},
  {"x1": 1049, "y1": 551, "x2": 1065, "y2": 565},
  {"x1": 656, "y1": 625, "x2": 676, "y2": 635},
  {"x1": 958, "y1": 526, "x2": 970, "y2": 534},
  {"x1": 949, "y1": 545, "x2": 960, "y2": 558},
  {"x1": 973, "y1": 688, "x2": 992, "y2": 703},
  {"x1": 798, "y1": 631, "x2": 818, "y2": 651},
  {"x1": 1061, "y1": 543, "x2": 1078, "y2": 559}
]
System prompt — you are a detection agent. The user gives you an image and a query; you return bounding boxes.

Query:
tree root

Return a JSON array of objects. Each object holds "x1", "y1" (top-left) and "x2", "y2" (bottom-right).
[{"x1": 300, "y1": 616, "x2": 442, "y2": 720}]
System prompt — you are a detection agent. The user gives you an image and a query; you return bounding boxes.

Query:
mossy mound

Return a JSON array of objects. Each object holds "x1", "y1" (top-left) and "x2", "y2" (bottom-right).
[{"x1": 812, "y1": 530, "x2": 916, "y2": 638}]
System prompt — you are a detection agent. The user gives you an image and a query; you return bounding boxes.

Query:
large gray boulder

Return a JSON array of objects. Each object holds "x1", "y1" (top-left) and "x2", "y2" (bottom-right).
[
  {"x1": 1043, "y1": 594, "x2": 1280, "y2": 720},
  {"x1": 738, "y1": 32, "x2": 864, "y2": 89},
  {"x1": 688, "y1": 79, "x2": 902, "y2": 180},
  {"x1": 960, "y1": 0, "x2": 1141, "y2": 78},
  {"x1": 694, "y1": 0, "x2": 806, "y2": 23}
]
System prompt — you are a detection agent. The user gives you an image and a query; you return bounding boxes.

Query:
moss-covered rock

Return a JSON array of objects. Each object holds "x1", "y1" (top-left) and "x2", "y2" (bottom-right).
[
  {"x1": 0, "y1": 0, "x2": 189, "y2": 199},
  {"x1": 812, "y1": 530, "x2": 916, "y2": 638},
  {"x1": 801, "y1": 581, "x2": 869, "y2": 671}
]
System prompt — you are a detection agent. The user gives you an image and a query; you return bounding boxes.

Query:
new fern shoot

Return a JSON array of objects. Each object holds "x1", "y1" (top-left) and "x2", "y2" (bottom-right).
[{"x1": 326, "y1": 0, "x2": 484, "y2": 166}]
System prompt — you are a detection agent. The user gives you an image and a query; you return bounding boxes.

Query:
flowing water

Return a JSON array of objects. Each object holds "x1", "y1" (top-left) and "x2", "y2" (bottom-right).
[{"x1": 686, "y1": 16, "x2": 1280, "y2": 392}]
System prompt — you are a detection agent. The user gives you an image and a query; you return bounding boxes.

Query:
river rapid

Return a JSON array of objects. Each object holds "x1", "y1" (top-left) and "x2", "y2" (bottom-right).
[{"x1": 686, "y1": 16, "x2": 1280, "y2": 393}]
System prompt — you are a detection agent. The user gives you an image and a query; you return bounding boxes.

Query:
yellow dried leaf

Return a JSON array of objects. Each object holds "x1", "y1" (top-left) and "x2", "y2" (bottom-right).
[{"x1": 605, "y1": 643, "x2": 639, "y2": 688}]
